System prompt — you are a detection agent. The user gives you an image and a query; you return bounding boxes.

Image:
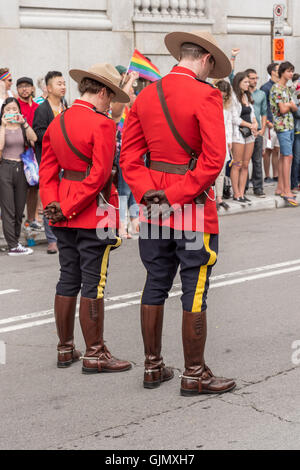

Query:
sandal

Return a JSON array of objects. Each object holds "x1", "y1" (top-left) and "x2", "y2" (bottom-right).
[{"x1": 283, "y1": 196, "x2": 298, "y2": 207}]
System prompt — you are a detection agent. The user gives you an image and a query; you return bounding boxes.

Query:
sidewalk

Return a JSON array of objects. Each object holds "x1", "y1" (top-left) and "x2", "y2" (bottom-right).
[{"x1": 0, "y1": 182, "x2": 299, "y2": 250}]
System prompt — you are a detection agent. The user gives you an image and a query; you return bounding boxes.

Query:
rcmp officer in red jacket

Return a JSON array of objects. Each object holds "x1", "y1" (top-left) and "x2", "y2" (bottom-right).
[
  {"x1": 120, "y1": 31, "x2": 236, "y2": 395},
  {"x1": 39, "y1": 64, "x2": 132, "y2": 374}
]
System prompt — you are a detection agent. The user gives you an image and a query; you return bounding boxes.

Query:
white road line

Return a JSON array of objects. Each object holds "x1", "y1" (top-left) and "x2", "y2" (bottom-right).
[
  {"x1": 0, "y1": 289, "x2": 19, "y2": 296},
  {"x1": 0, "y1": 263, "x2": 300, "y2": 334}
]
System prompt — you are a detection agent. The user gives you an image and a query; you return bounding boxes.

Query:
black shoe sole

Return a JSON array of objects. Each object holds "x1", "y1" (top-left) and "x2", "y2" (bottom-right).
[
  {"x1": 57, "y1": 358, "x2": 80, "y2": 368},
  {"x1": 57, "y1": 361, "x2": 72, "y2": 368},
  {"x1": 180, "y1": 383, "x2": 236, "y2": 396},
  {"x1": 82, "y1": 364, "x2": 132, "y2": 374}
]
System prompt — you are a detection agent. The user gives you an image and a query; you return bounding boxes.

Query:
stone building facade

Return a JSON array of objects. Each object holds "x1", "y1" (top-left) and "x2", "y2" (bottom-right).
[{"x1": 0, "y1": 0, "x2": 299, "y2": 101}]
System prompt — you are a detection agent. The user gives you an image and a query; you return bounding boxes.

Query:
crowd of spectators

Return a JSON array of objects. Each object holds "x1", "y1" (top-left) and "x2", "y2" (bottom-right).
[{"x1": 0, "y1": 51, "x2": 299, "y2": 255}]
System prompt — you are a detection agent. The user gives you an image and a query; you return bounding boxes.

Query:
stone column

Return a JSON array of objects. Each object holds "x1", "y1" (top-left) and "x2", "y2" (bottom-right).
[
  {"x1": 108, "y1": 0, "x2": 134, "y2": 31},
  {"x1": 208, "y1": 0, "x2": 227, "y2": 34},
  {"x1": 0, "y1": 0, "x2": 19, "y2": 28}
]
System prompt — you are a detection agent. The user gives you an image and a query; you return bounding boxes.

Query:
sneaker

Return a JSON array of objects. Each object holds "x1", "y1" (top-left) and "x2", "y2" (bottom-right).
[
  {"x1": 8, "y1": 244, "x2": 33, "y2": 256},
  {"x1": 254, "y1": 189, "x2": 266, "y2": 198},
  {"x1": 241, "y1": 196, "x2": 252, "y2": 205},
  {"x1": 264, "y1": 177, "x2": 273, "y2": 184},
  {"x1": 233, "y1": 197, "x2": 247, "y2": 206},
  {"x1": 29, "y1": 220, "x2": 44, "y2": 231}
]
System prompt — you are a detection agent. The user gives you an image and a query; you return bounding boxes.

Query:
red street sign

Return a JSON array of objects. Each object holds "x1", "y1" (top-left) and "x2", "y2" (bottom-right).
[
  {"x1": 274, "y1": 4, "x2": 284, "y2": 17},
  {"x1": 273, "y1": 38, "x2": 285, "y2": 61}
]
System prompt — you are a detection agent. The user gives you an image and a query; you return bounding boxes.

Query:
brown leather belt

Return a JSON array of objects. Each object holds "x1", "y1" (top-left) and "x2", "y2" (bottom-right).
[
  {"x1": 149, "y1": 160, "x2": 189, "y2": 175},
  {"x1": 63, "y1": 169, "x2": 86, "y2": 181}
]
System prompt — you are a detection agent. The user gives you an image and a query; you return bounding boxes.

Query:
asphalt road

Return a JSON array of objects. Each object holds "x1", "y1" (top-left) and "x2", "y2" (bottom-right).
[{"x1": 0, "y1": 207, "x2": 300, "y2": 450}]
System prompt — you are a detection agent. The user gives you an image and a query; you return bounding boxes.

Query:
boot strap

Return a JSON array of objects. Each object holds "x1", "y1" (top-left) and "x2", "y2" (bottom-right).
[
  {"x1": 80, "y1": 356, "x2": 103, "y2": 372},
  {"x1": 180, "y1": 375, "x2": 203, "y2": 393},
  {"x1": 58, "y1": 347, "x2": 74, "y2": 355}
]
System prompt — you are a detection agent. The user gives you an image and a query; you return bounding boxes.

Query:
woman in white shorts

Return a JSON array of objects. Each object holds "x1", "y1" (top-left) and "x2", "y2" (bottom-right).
[{"x1": 231, "y1": 72, "x2": 258, "y2": 204}]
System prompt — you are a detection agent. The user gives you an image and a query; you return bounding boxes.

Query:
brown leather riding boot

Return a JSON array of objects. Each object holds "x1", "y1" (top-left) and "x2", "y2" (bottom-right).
[
  {"x1": 79, "y1": 296, "x2": 132, "y2": 374},
  {"x1": 181, "y1": 310, "x2": 236, "y2": 396},
  {"x1": 141, "y1": 304, "x2": 174, "y2": 389},
  {"x1": 54, "y1": 295, "x2": 82, "y2": 368}
]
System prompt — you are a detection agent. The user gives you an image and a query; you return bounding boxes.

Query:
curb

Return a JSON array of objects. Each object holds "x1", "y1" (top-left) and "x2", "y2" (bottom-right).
[{"x1": 218, "y1": 194, "x2": 300, "y2": 217}]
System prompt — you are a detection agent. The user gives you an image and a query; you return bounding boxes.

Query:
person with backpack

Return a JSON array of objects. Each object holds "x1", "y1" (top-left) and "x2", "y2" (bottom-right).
[{"x1": 0, "y1": 97, "x2": 37, "y2": 255}]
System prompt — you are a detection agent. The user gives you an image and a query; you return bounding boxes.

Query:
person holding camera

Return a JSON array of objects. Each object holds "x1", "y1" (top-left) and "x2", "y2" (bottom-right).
[{"x1": 0, "y1": 97, "x2": 37, "y2": 255}]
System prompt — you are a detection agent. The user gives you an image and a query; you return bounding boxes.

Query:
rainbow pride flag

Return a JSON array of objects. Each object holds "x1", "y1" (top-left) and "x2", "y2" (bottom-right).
[
  {"x1": 128, "y1": 49, "x2": 161, "y2": 82},
  {"x1": 117, "y1": 106, "x2": 129, "y2": 133}
]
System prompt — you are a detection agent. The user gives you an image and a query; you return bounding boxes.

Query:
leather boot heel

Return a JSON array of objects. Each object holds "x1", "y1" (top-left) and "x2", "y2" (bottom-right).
[
  {"x1": 143, "y1": 367, "x2": 174, "y2": 388},
  {"x1": 57, "y1": 348, "x2": 81, "y2": 368}
]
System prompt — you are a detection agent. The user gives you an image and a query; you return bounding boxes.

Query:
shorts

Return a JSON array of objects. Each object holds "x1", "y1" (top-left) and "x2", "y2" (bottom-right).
[
  {"x1": 277, "y1": 130, "x2": 294, "y2": 156},
  {"x1": 232, "y1": 134, "x2": 255, "y2": 145},
  {"x1": 263, "y1": 127, "x2": 279, "y2": 150}
]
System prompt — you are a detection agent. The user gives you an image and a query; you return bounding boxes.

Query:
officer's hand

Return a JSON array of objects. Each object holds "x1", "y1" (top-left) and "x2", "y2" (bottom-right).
[
  {"x1": 142, "y1": 190, "x2": 171, "y2": 219},
  {"x1": 44, "y1": 202, "x2": 66, "y2": 223},
  {"x1": 148, "y1": 190, "x2": 170, "y2": 206}
]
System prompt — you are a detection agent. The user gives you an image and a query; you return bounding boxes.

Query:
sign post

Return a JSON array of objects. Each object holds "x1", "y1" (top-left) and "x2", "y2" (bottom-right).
[{"x1": 272, "y1": 4, "x2": 285, "y2": 62}]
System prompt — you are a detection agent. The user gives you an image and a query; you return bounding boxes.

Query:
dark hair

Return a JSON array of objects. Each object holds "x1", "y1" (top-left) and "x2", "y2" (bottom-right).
[
  {"x1": 180, "y1": 42, "x2": 215, "y2": 65},
  {"x1": 78, "y1": 77, "x2": 113, "y2": 96},
  {"x1": 245, "y1": 68, "x2": 257, "y2": 76},
  {"x1": 45, "y1": 71, "x2": 63, "y2": 86},
  {"x1": 214, "y1": 80, "x2": 232, "y2": 109},
  {"x1": 0, "y1": 97, "x2": 21, "y2": 121},
  {"x1": 267, "y1": 63, "x2": 279, "y2": 76},
  {"x1": 292, "y1": 73, "x2": 300, "y2": 83},
  {"x1": 232, "y1": 72, "x2": 253, "y2": 104},
  {"x1": 278, "y1": 61, "x2": 295, "y2": 78}
]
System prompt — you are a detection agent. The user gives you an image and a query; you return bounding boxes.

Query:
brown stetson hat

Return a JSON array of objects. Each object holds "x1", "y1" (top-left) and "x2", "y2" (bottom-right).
[
  {"x1": 165, "y1": 31, "x2": 232, "y2": 79},
  {"x1": 69, "y1": 63, "x2": 130, "y2": 103}
]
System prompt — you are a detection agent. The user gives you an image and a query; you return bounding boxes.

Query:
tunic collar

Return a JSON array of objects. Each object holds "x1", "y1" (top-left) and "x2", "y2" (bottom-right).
[
  {"x1": 169, "y1": 66, "x2": 197, "y2": 79},
  {"x1": 73, "y1": 99, "x2": 96, "y2": 110}
]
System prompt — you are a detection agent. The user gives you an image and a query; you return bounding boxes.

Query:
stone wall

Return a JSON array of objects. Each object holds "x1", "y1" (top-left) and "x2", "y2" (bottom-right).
[{"x1": 0, "y1": 0, "x2": 299, "y2": 102}]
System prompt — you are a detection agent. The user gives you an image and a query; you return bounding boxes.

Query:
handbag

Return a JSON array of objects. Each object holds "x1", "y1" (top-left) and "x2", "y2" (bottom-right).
[
  {"x1": 20, "y1": 147, "x2": 39, "y2": 186},
  {"x1": 239, "y1": 126, "x2": 252, "y2": 138}
]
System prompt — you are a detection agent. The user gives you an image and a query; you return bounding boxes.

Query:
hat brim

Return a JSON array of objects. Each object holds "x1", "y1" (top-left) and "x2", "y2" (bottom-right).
[
  {"x1": 69, "y1": 69, "x2": 129, "y2": 103},
  {"x1": 165, "y1": 32, "x2": 232, "y2": 79}
]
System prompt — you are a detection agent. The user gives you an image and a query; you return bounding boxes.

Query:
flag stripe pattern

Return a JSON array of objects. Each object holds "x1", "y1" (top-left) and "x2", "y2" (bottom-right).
[{"x1": 128, "y1": 49, "x2": 161, "y2": 82}]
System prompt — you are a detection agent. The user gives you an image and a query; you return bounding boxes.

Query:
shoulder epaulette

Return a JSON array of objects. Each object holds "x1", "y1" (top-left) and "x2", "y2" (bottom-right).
[{"x1": 195, "y1": 78, "x2": 216, "y2": 89}]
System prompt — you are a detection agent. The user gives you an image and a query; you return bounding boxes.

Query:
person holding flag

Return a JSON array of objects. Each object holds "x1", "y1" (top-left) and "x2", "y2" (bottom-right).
[
  {"x1": 111, "y1": 68, "x2": 140, "y2": 238},
  {"x1": 112, "y1": 52, "x2": 162, "y2": 238}
]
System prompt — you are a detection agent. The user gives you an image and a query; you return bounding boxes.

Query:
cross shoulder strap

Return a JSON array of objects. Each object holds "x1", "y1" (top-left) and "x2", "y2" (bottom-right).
[
  {"x1": 59, "y1": 111, "x2": 92, "y2": 165},
  {"x1": 156, "y1": 79, "x2": 197, "y2": 159}
]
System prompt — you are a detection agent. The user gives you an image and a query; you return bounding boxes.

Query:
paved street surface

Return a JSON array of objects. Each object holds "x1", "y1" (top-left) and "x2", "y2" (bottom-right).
[{"x1": 0, "y1": 207, "x2": 300, "y2": 450}]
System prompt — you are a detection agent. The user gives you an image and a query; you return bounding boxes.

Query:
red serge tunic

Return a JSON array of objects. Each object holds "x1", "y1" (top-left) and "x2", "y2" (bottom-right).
[
  {"x1": 120, "y1": 66, "x2": 226, "y2": 234},
  {"x1": 39, "y1": 99, "x2": 118, "y2": 229}
]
